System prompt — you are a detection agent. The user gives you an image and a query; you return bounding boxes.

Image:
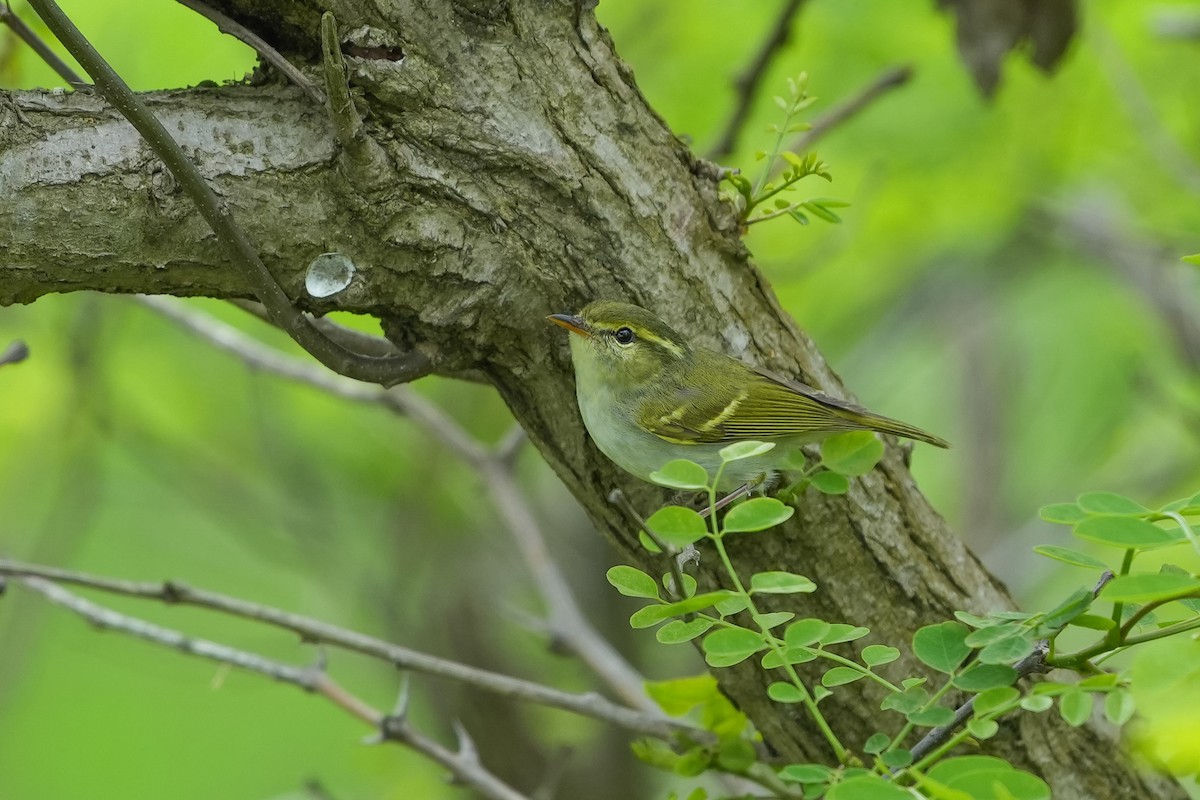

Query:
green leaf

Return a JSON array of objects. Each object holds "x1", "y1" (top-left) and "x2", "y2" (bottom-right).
[
  {"x1": 819, "y1": 624, "x2": 871, "y2": 645},
  {"x1": 1184, "y1": 253, "x2": 1200, "y2": 266},
  {"x1": 1038, "y1": 587, "x2": 1095, "y2": 631},
  {"x1": 716, "y1": 737, "x2": 757, "y2": 772},
  {"x1": 964, "y1": 622, "x2": 1023, "y2": 647},
  {"x1": 926, "y1": 756, "x2": 1050, "y2": 800},
  {"x1": 953, "y1": 664, "x2": 1018, "y2": 692},
  {"x1": 767, "y1": 682, "x2": 806, "y2": 703},
  {"x1": 629, "y1": 591, "x2": 738, "y2": 628},
  {"x1": 663, "y1": 572, "x2": 697, "y2": 599},
  {"x1": 778, "y1": 763, "x2": 833, "y2": 784},
  {"x1": 825, "y1": 776, "x2": 912, "y2": 799},
  {"x1": 967, "y1": 718, "x2": 999, "y2": 739},
  {"x1": 863, "y1": 732, "x2": 889, "y2": 754},
  {"x1": 1104, "y1": 689, "x2": 1135, "y2": 726},
  {"x1": 631, "y1": 737, "x2": 680, "y2": 770},
  {"x1": 1074, "y1": 516, "x2": 1181, "y2": 549},
  {"x1": 1032, "y1": 545, "x2": 1108, "y2": 570},
  {"x1": 645, "y1": 505, "x2": 709, "y2": 548},
  {"x1": 822, "y1": 667, "x2": 866, "y2": 687},
  {"x1": 1059, "y1": 689, "x2": 1093, "y2": 726},
  {"x1": 605, "y1": 566, "x2": 660, "y2": 599},
  {"x1": 649, "y1": 459, "x2": 710, "y2": 490},
  {"x1": 1068, "y1": 613, "x2": 1115, "y2": 631},
  {"x1": 761, "y1": 647, "x2": 818, "y2": 669},
  {"x1": 809, "y1": 470, "x2": 850, "y2": 494},
  {"x1": 637, "y1": 529, "x2": 662, "y2": 554},
  {"x1": 749, "y1": 571, "x2": 816, "y2": 594},
  {"x1": 907, "y1": 706, "x2": 955, "y2": 727},
  {"x1": 656, "y1": 618, "x2": 715, "y2": 644},
  {"x1": 715, "y1": 594, "x2": 750, "y2": 616},
  {"x1": 753, "y1": 611, "x2": 795, "y2": 630},
  {"x1": 880, "y1": 749, "x2": 912, "y2": 769},
  {"x1": 881, "y1": 686, "x2": 928, "y2": 714},
  {"x1": 785, "y1": 618, "x2": 832, "y2": 648},
  {"x1": 702, "y1": 627, "x2": 767, "y2": 666},
  {"x1": 724, "y1": 497, "x2": 794, "y2": 532},
  {"x1": 1101, "y1": 572, "x2": 1200, "y2": 603},
  {"x1": 977, "y1": 631, "x2": 1036, "y2": 665},
  {"x1": 1020, "y1": 695, "x2": 1053, "y2": 712},
  {"x1": 719, "y1": 441, "x2": 775, "y2": 463},
  {"x1": 974, "y1": 686, "x2": 1020, "y2": 716},
  {"x1": 912, "y1": 621, "x2": 971, "y2": 673},
  {"x1": 819, "y1": 431, "x2": 884, "y2": 476},
  {"x1": 1039, "y1": 503, "x2": 1089, "y2": 524},
  {"x1": 1076, "y1": 492, "x2": 1149, "y2": 515},
  {"x1": 645, "y1": 674, "x2": 720, "y2": 715},
  {"x1": 861, "y1": 644, "x2": 901, "y2": 667},
  {"x1": 674, "y1": 745, "x2": 712, "y2": 776}
]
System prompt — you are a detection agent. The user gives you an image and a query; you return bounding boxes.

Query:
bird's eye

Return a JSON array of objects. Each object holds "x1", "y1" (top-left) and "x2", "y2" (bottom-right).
[{"x1": 614, "y1": 327, "x2": 635, "y2": 345}]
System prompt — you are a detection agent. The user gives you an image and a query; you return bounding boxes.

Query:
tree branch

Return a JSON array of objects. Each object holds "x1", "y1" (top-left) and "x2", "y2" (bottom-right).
[
  {"x1": 706, "y1": 0, "x2": 807, "y2": 161},
  {"x1": 775, "y1": 64, "x2": 913, "y2": 177},
  {"x1": 0, "y1": 339, "x2": 28, "y2": 367},
  {"x1": 135, "y1": 295, "x2": 656, "y2": 712},
  {"x1": 10, "y1": 574, "x2": 532, "y2": 800},
  {"x1": 25, "y1": 0, "x2": 430, "y2": 387},
  {"x1": 0, "y1": 557, "x2": 689, "y2": 741},
  {"x1": 175, "y1": 0, "x2": 324, "y2": 105},
  {"x1": 0, "y1": 0, "x2": 82, "y2": 86}
]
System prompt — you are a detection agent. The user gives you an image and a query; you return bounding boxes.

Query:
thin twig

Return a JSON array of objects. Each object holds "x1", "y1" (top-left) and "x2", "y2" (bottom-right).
[
  {"x1": 12, "y1": 575, "x2": 531, "y2": 800},
  {"x1": 26, "y1": 0, "x2": 430, "y2": 387},
  {"x1": 135, "y1": 296, "x2": 657, "y2": 712},
  {"x1": 706, "y1": 0, "x2": 807, "y2": 160},
  {"x1": 773, "y1": 64, "x2": 913, "y2": 178},
  {"x1": 175, "y1": 0, "x2": 324, "y2": 105},
  {"x1": 0, "y1": 558, "x2": 690, "y2": 740},
  {"x1": 906, "y1": 642, "x2": 1051, "y2": 765},
  {"x1": 0, "y1": 0, "x2": 83, "y2": 86},
  {"x1": 229, "y1": 299, "x2": 404, "y2": 359}
]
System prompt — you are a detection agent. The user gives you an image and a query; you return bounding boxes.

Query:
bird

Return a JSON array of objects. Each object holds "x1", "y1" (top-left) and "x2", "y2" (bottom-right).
[{"x1": 548, "y1": 300, "x2": 948, "y2": 492}]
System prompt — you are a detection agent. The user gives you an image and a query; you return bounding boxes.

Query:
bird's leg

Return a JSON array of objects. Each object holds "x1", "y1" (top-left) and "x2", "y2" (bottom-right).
[{"x1": 699, "y1": 483, "x2": 752, "y2": 518}]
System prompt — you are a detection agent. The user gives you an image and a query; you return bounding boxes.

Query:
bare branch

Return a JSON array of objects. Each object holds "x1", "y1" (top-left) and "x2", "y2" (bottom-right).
[
  {"x1": 175, "y1": 0, "x2": 324, "y2": 105},
  {"x1": 776, "y1": 64, "x2": 913, "y2": 176},
  {"x1": 0, "y1": 1, "x2": 83, "y2": 86},
  {"x1": 229, "y1": 299, "x2": 405, "y2": 359},
  {"x1": 706, "y1": 0, "x2": 807, "y2": 160},
  {"x1": 135, "y1": 295, "x2": 657, "y2": 712},
  {"x1": 26, "y1": 0, "x2": 431, "y2": 387},
  {"x1": 12, "y1": 575, "x2": 532, "y2": 800},
  {"x1": 0, "y1": 558, "x2": 692, "y2": 741}
]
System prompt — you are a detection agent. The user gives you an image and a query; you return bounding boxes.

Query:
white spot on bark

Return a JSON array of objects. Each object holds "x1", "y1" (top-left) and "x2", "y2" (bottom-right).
[{"x1": 305, "y1": 252, "x2": 356, "y2": 297}]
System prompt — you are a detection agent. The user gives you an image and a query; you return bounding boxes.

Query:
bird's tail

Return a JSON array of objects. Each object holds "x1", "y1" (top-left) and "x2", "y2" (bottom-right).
[{"x1": 833, "y1": 407, "x2": 950, "y2": 449}]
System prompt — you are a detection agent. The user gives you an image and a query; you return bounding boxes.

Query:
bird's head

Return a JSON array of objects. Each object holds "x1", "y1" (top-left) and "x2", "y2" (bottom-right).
[{"x1": 547, "y1": 301, "x2": 690, "y2": 390}]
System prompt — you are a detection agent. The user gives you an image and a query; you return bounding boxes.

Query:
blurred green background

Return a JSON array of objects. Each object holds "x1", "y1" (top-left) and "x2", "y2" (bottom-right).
[{"x1": 2, "y1": 1, "x2": 1199, "y2": 798}]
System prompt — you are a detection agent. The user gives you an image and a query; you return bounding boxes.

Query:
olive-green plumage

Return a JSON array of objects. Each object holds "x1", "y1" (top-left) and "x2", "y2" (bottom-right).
[{"x1": 548, "y1": 301, "x2": 948, "y2": 490}]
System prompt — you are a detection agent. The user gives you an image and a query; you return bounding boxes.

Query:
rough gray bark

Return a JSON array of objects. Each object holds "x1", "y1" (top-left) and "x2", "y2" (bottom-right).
[{"x1": 0, "y1": 1, "x2": 1180, "y2": 797}]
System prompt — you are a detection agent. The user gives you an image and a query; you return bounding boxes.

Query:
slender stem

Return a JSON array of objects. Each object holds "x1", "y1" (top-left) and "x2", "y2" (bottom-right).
[
  {"x1": 175, "y1": 0, "x2": 324, "y2": 104},
  {"x1": 0, "y1": 558, "x2": 692, "y2": 740},
  {"x1": 710, "y1": 533, "x2": 847, "y2": 763},
  {"x1": 1106, "y1": 548, "x2": 1135, "y2": 645},
  {"x1": 0, "y1": 0, "x2": 83, "y2": 85},
  {"x1": 705, "y1": 0, "x2": 808, "y2": 160},
  {"x1": 25, "y1": 0, "x2": 431, "y2": 387}
]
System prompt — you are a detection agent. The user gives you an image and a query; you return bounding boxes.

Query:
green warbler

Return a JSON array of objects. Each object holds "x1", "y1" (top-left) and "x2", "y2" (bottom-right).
[{"x1": 548, "y1": 301, "x2": 948, "y2": 491}]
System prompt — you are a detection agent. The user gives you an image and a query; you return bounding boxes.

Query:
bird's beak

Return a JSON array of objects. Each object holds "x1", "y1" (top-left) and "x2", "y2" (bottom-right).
[{"x1": 546, "y1": 313, "x2": 592, "y2": 337}]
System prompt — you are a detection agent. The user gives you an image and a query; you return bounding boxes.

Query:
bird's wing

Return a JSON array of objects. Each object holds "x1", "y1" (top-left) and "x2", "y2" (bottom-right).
[
  {"x1": 635, "y1": 353, "x2": 860, "y2": 445},
  {"x1": 637, "y1": 351, "x2": 949, "y2": 448}
]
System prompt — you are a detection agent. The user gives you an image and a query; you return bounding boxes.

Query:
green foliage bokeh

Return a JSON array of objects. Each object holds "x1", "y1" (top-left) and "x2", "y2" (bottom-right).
[{"x1": 2, "y1": 0, "x2": 1199, "y2": 798}]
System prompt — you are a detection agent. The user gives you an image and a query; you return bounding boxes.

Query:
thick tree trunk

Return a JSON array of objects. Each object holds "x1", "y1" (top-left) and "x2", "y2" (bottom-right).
[{"x1": 0, "y1": 1, "x2": 1179, "y2": 796}]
